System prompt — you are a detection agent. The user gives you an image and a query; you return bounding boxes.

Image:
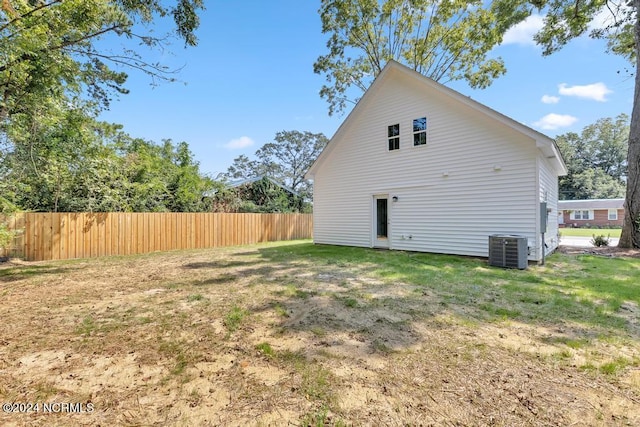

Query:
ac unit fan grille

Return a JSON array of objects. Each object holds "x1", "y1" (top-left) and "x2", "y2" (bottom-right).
[{"x1": 488, "y1": 235, "x2": 528, "y2": 269}]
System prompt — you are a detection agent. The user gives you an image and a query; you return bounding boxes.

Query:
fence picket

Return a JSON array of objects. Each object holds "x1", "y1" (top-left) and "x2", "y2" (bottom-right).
[{"x1": 2, "y1": 212, "x2": 312, "y2": 261}]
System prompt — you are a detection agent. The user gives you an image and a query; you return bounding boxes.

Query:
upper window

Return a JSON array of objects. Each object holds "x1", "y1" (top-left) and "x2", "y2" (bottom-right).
[
  {"x1": 608, "y1": 209, "x2": 618, "y2": 220},
  {"x1": 388, "y1": 124, "x2": 400, "y2": 151},
  {"x1": 413, "y1": 117, "x2": 427, "y2": 146}
]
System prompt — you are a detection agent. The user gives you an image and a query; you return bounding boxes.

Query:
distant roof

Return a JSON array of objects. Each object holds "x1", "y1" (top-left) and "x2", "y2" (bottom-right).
[
  {"x1": 558, "y1": 198, "x2": 624, "y2": 210},
  {"x1": 228, "y1": 176, "x2": 299, "y2": 196}
]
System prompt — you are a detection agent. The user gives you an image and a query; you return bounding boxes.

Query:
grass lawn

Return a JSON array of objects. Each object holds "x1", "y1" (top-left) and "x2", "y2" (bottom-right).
[
  {"x1": 1, "y1": 241, "x2": 639, "y2": 425},
  {"x1": 561, "y1": 227, "x2": 622, "y2": 238}
]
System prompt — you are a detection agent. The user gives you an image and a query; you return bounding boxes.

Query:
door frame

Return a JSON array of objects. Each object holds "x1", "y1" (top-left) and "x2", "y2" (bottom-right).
[{"x1": 372, "y1": 194, "x2": 390, "y2": 248}]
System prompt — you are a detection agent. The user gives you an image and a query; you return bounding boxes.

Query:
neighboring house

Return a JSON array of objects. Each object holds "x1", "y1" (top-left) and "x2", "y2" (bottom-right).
[
  {"x1": 305, "y1": 60, "x2": 567, "y2": 262},
  {"x1": 558, "y1": 198, "x2": 624, "y2": 228},
  {"x1": 209, "y1": 176, "x2": 305, "y2": 213},
  {"x1": 228, "y1": 176, "x2": 299, "y2": 196}
]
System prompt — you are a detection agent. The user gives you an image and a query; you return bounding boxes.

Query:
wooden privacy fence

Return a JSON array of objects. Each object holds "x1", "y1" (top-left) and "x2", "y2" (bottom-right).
[{"x1": 1, "y1": 212, "x2": 313, "y2": 261}]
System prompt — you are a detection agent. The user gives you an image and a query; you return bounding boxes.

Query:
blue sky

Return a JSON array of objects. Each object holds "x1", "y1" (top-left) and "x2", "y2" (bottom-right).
[{"x1": 99, "y1": 1, "x2": 634, "y2": 178}]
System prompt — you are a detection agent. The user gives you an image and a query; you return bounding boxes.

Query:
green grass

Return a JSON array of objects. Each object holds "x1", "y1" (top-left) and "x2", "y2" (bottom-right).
[
  {"x1": 334, "y1": 295, "x2": 358, "y2": 308},
  {"x1": 560, "y1": 228, "x2": 622, "y2": 238},
  {"x1": 186, "y1": 293, "x2": 205, "y2": 302},
  {"x1": 224, "y1": 305, "x2": 248, "y2": 332},
  {"x1": 76, "y1": 316, "x2": 97, "y2": 336},
  {"x1": 257, "y1": 243, "x2": 640, "y2": 333},
  {"x1": 599, "y1": 358, "x2": 631, "y2": 376},
  {"x1": 255, "y1": 342, "x2": 274, "y2": 357}
]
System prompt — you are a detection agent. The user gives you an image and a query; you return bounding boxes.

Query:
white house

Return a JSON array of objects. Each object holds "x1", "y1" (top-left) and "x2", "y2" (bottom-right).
[{"x1": 305, "y1": 60, "x2": 567, "y2": 262}]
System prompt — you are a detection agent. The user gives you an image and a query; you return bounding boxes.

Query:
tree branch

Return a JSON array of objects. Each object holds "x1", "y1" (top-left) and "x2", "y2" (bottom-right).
[
  {"x1": 0, "y1": 25, "x2": 123, "y2": 73},
  {"x1": 65, "y1": 48, "x2": 180, "y2": 79},
  {"x1": 0, "y1": 0, "x2": 64, "y2": 33}
]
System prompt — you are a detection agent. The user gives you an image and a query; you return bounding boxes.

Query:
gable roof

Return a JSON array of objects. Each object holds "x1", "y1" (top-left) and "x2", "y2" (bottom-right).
[
  {"x1": 306, "y1": 60, "x2": 567, "y2": 178},
  {"x1": 558, "y1": 198, "x2": 624, "y2": 210},
  {"x1": 229, "y1": 176, "x2": 299, "y2": 197}
]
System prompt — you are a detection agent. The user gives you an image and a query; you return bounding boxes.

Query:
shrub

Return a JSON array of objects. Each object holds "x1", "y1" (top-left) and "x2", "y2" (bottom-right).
[
  {"x1": 590, "y1": 234, "x2": 611, "y2": 247},
  {"x1": 0, "y1": 223, "x2": 15, "y2": 254}
]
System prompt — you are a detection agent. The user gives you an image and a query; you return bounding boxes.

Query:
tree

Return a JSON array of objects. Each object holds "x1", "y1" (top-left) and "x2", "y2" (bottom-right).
[
  {"x1": 1, "y1": 0, "x2": 204, "y2": 120},
  {"x1": 517, "y1": 1, "x2": 639, "y2": 247},
  {"x1": 1, "y1": 101, "x2": 98, "y2": 212},
  {"x1": 114, "y1": 136, "x2": 215, "y2": 212},
  {"x1": 210, "y1": 178, "x2": 306, "y2": 213},
  {"x1": 1, "y1": 114, "x2": 215, "y2": 212},
  {"x1": 166, "y1": 141, "x2": 215, "y2": 212},
  {"x1": 314, "y1": 0, "x2": 530, "y2": 115},
  {"x1": 556, "y1": 114, "x2": 628, "y2": 200},
  {"x1": 223, "y1": 131, "x2": 329, "y2": 200},
  {"x1": 0, "y1": 0, "x2": 205, "y2": 206},
  {"x1": 223, "y1": 154, "x2": 271, "y2": 181}
]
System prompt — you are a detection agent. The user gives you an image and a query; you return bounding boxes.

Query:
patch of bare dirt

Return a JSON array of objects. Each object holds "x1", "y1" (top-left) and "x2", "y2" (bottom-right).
[
  {"x1": 0, "y1": 244, "x2": 639, "y2": 426},
  {"x1": 558, "y1": 244, "x2": 640, "y2": 258}
]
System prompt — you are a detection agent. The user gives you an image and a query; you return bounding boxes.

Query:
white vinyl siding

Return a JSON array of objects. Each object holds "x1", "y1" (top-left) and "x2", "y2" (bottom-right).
[
  {"x1": 538, "y1": 156, "x2": 560, "y2": 258},
  {"x1": 312, "y1": 71, "x2": 542, "y2": 259}
]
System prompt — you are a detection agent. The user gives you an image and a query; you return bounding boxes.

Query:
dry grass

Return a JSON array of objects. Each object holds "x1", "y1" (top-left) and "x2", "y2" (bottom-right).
[{"x1": 0, "y1": 241, "x2": 639, "y2": 426}]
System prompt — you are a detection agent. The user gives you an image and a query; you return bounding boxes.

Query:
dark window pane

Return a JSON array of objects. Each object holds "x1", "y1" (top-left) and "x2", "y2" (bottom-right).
[
  {"x1": 413, "y1": 132, "x2": 426, "y2": 146},
  {"x1": 388, "y1": 124, "x2": 399, "y2": 137},
  {"x1": 376, "y1": 199, "x2": 388, "y2": 238},
  {"x1": 413, "y1": 117, "x2": 426, "y2": 132},
  {"x1": 388, "y1": 137, "x2": 399, "y2": 150}
]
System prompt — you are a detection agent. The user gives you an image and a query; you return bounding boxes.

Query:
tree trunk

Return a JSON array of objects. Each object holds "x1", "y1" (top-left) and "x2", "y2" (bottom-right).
[{"x1": 619, "y1": 0, "x2": 640, "y2": 248}]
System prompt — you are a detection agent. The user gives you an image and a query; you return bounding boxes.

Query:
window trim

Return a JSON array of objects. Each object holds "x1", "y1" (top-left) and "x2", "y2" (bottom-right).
[
  {"x1": 412, "y1": 117, "x2": 427, "y2": 147},
  {"x1": 387, "y1": 123, "x2": 400, "y2": 151},
  {"x1": 570, "y1": 210, "x2": 593, "y2": 220},
  {"x1": 608, "y1": 209, "x2": 618, "y2": 221}
]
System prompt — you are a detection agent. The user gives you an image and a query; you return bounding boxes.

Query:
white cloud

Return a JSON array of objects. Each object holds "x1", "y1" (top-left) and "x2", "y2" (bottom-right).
[
  {"x1": 558, "y1": 82, "x2": 612, "y2": 102},
  {"x1": 541, "y1": 95, "x2": 560, "y2": 104},
  {"x1": 224, "y1": 136, "x2": 255, "y2": 150},
  {"x1": 502, "y1": 15, "x2": 544, "y2": 46},
  {"x1": 533, "y1": 113, "x2": 578, "y2": 130}
]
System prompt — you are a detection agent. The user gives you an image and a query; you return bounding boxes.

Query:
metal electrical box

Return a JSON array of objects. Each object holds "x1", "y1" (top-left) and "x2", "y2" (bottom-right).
[
  {"x1": 488, "y1": 235, "x2": 528, "y2": 269},
  {"x1": 540, "y1": 202, "x2": 548, "y2": 233}
]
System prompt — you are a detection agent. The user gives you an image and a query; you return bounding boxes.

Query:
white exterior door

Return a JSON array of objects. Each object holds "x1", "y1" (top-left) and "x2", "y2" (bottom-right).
[{"x1": 373, "y1": 195, "x2": 390, "y2": 248}]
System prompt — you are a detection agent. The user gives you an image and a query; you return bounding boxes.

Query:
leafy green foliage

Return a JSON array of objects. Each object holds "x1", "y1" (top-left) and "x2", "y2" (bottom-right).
[
  {"x1": 530, "y1": 1, "x2": 635, "y2": 62},
  {"x1": 0, "y1": 222, "x2": 14, "y2": 254},
  {"x1": 211, "y1": 177, "x2": 307, "y2": 213},
  {"x1": 556, "y1": 115, "x2": 628, "y2": 200},
  {"x1": 1, "y1": 114, "x2": 215, "y2": 212},
  {"x1": 0, "y1": 1, "x2": 208, "y2": 214},
  {"x1": 1, "y1": 0, "x2": 204, "y2": 119},
  {"x1": 590, "y1": 234, "x2": 611, "y2": 247},
  {"x1": 314, "y1": 0, "x2": 531, "y2": 115},
  {"x1": 223, "y1": 130, "x2": 328, "y2": 202},
  {"x1": 516, "y1": 1, "x2": 638, "y2": 248}
]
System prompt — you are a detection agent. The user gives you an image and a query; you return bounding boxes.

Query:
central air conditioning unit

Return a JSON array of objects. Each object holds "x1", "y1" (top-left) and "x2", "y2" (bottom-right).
[{"x1": 488, "y1": 235, "x2": 528, "y2": 269}]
